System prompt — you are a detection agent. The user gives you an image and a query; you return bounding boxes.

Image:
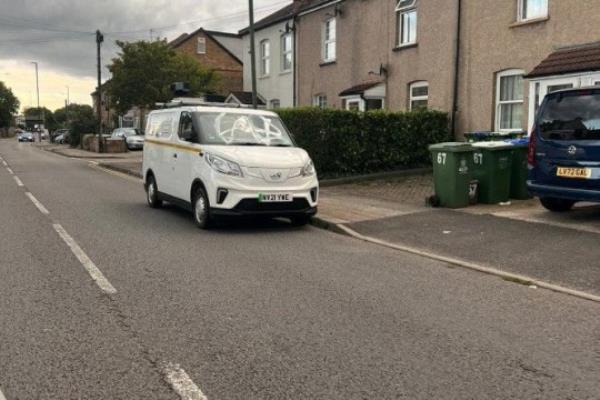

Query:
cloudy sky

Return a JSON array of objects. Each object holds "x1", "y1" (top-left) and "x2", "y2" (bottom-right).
[{"x1": 0, "y1": 0, "x2": 290, "y2": 112}]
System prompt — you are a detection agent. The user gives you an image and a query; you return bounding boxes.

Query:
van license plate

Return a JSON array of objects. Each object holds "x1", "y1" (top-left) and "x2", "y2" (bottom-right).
[
  {"x1": 556, "y1": 167, "x2": 592, "y2": 179},
  {"x1": 258, "y1": 193, "x2": 293, "y2": 202}
]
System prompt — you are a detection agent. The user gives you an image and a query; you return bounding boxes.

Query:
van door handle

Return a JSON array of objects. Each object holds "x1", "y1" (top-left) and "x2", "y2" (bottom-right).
[{"x1": 173, "y1": 153, "x2": 178, "y2": 158}]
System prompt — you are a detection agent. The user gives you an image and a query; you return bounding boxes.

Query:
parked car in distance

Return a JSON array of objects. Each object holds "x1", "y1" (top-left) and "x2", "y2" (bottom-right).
[
  {"x1": 53, "y1": 129, "x2": 70, "y2": 143},
  {"x1": 54, "y1": 133, "x2": 69, "y2": 144},
  {"x1": 142, "y1": 104, "x2": 318, "y2": 229},
  {"x1": 17, "y1": 132, "x2": 34, "y2": 142},
  {"x1": 528, "y1": 87, "x2": 600, "y2": 212},
  {"x1": 111, "y1": 128, "x2": 144, "y2": 150}
]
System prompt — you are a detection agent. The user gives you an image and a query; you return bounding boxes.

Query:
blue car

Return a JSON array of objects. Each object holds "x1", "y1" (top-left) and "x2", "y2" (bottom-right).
[{"x1": 528, "y1": 87, "x2": 600, "y2": 212}]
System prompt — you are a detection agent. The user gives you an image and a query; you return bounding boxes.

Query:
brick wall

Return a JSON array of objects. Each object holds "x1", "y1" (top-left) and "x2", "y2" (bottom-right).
[{"x1": 173, "y1": 31, "x2": 243, "y2": 95}]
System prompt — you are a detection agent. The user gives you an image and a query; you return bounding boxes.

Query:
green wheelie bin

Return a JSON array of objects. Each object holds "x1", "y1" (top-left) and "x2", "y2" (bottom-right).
[
  {"x1": 429, "y1": 142, "x2": 473, "y2": 208},
  {"x1": 508, "y1": 140, "x2": 532, "y2": 200},
  {"x1": 471, "y1": 142, "x2": 513, "y2": 204}
]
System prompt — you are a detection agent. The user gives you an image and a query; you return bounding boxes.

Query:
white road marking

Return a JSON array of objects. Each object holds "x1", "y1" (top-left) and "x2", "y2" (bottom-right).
[
  {"x1": 52, "y1": 224, "x2": 117, "y2": 295},
  {"x1": 0, "y1": 387, "x2": 7, "y2": 400},
  {"x1": 13, "y1": 176, "x2": 23, "y2": 187},
  {"x1": 25, "y1": 192, "x2": 49, "y2": 215},
  {"x1": 162, "y1": 363, "x2": 208, "y2": 400},
  {"x1": 6, "y1": 167, "x2": 13, "y2": 175},
  {"x1": 1, "y1": 160, "x2": 7, "y2": 167}
]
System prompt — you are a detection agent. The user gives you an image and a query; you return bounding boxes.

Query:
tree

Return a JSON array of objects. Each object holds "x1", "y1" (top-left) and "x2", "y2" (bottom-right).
[
  {"x1": 62, "y1": 104, "x2": 95, "y2": 147},
  {"x1": 0, "y1": 81, "x2": 20, "y2": 128},
  {"x1": 107, "y1": 39, "x2": 220, "y2": 115}
]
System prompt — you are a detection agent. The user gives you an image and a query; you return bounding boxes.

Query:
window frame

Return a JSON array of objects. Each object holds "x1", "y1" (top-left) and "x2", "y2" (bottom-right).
[
  {"x1": 197, "y1": 37, "x2": 206, "y2": 54},
  {"x1": 260, "y1": 39, "x2": 271, "y2": 77},
  {"x1": 322, "y1": 17, "x2": 337, "y2": 62},
  {"x1": 313, "y1": 94, "x2": 328, "y2": 109},
  {"x1": 517, "y1": 0, "x2": 548, "y2": 22},
  {"x1": 281, "y1": 33, "x2": 293, "y2": 72},
  {"x1": 270, "y1": 99, "x2": 281, "y2": 109},
  {"x1": 396, "y1": 0, "x2": 418, "y2": 46},
  {"x1": 409, "y1": 81, "x2": 429, "y2": 110},
  {"x1": 495, "y1": 69, "x2": 525, "y2": 132}
]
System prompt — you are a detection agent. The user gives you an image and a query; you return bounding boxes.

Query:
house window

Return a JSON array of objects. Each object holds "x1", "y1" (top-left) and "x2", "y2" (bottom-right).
[
  {"x1": 518, "y1": 0, "x2": 548, "y2": 21},
  {"x1": 396, "y1": 0, "x2": 417, "y2": 46},
  {"x1": 270, "y1": 99, "x2": 281, "y2": 109},
  {"x1": 313, "y1": 95, "x2": 328, "y2": 109},
  {"x1": 496, "y1": 69, "x2": 524, "y2": 131},
  {"x1": 260, "y1": 40, "x2": 270, "y2": 76},
  {"x1": 547, "y1": 84, "x2": 573, "y2": 93},
  {"x1": 366, "y1": 99, "x2": 384, "y2": 111},
  {"x1": 281, "y1": 33, "x2": 293, "y2": 72},
  {"x1": 409, "y1": 81, "x2": 429, "y2": 110},
  {"x1": 322, "y1": 18, "x2": 336, "y2": 62},
  {"x1": 197, "y1": 37, "x2": 206, "y2": 54}
]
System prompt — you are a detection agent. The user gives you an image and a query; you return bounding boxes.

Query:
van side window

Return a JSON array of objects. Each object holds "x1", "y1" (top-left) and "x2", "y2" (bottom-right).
[
  {"x1": 158, "y1": 117, "x2": 173, "y2": 138},
  {"x1": 178, "y1": 112, "x2": 197, "y2": 143},
  {"x1": 145, "y1": 116, "x2": 156, "y2": 137}
]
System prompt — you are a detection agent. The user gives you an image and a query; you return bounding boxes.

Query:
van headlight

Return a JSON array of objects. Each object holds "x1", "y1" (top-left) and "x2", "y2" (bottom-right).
[
  {"x1": 301, "y1": 160, "x2": 316, "y2": 177},
  {"x1": 205, "y1": 153, "x2": 243, "y2": 177}
]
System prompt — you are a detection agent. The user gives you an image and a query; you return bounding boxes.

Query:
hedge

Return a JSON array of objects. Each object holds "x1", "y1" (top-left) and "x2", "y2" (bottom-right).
[{"x1": 276, "y1": 107, "x2": 451, "y2": 178}]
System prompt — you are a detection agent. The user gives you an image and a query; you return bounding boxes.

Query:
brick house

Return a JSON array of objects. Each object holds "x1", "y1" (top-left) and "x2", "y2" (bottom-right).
[
  {"x1": 293, "y1": 0, "x2": 600, "y2": 136},
  {"x1": 170, "y1": 28, "x2": 244, "y2": 96}
]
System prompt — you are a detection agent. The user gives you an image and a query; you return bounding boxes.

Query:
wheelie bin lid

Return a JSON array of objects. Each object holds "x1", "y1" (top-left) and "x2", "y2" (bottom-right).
[
  {"x1": 504, "y1": 137, "x2": 530, "y2": 147},
  {"x1": 472, "y1": 141, "x2": 514, "y2": 151},
  {"x1": 429, "y1": 142, "x2": 473, "y2": 152}
]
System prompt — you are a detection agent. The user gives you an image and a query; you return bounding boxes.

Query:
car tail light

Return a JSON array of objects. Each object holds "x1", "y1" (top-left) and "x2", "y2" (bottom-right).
[{"x1": 528, "y1": 130, "x2": 537, "y2": 167}]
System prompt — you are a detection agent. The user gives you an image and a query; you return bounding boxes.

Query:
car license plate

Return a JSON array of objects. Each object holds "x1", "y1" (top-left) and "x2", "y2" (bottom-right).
[
  {"x1": 556, "y1": 167, "x2": 592, "y2": 179},
  {"x1": 258, "y1": 193, "x2": 293, "y2": 202}
]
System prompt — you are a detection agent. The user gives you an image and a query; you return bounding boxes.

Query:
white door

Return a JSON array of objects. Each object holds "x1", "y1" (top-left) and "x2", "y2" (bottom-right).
[
  {"x1": 539, "y1": 77, "x2": 580, "y2": 98},
  {"x1": 154, "y1": 113, "x2": 177, "y2": 197},
  {"x1": 528, "y1": 76, "x2": 581, "y2": 133},
  {"x1": 171, "y1": 112, "x2": 195, "y2": 202}
]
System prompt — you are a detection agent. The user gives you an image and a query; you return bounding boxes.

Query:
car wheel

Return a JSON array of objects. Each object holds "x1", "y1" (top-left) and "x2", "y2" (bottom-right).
[
  {"x1": 146, "y1": 175, "x2": 162, "y2": 208},
  {"x1": 193, "y1": 187, "x2": 211, "y2": 229},
  {"x1": 290, "y1": 215, "x2": 311, "y2": 226},
  {"x1": 540, "y1": 197, "x2": 575, "y2": 212}
]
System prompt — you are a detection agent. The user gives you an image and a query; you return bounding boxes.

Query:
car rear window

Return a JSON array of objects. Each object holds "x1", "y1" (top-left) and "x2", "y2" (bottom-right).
[{"x1": 538, "y1": 90, "x2": 600, "y2": 140}]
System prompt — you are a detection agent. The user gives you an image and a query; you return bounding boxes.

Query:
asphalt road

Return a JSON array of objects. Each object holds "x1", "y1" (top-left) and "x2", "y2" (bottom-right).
[{"x1": 1, "y1": 139, "x2": 599, "y2": 399}]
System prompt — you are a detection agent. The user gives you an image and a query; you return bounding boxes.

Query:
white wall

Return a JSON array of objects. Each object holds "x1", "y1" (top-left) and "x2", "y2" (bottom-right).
[{"x1": 242, "y1": 20, "x2": 294, "y2": 108}]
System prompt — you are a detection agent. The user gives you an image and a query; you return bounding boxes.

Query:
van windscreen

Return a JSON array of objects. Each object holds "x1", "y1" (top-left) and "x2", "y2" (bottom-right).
[
  {"x1": 539, "y1": 91, "x2": 600, "y2": 140},
  {"x1": 192, "y1": 112, "x2": 294, "y2": 146}
]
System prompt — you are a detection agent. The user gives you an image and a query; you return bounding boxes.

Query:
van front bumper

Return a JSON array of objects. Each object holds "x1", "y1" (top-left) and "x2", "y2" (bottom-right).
[{"x1": 527, "y1": 181, "x2": 600, "y2": 203}]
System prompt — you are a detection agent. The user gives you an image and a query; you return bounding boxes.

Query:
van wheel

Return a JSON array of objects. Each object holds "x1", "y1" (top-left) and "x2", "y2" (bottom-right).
[
  {"x1": 193, "y1": 187, "x2": 211, "y2": 229},
  {"x1": 540, "y1": 197, "x2": 575, "y2": 212},
  {"x1": 146, "y1": 175, "x2": 162, "y2": 208}
]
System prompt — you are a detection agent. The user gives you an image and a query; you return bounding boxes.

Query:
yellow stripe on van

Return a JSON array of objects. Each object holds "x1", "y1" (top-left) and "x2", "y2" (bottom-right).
[{"x1": 144, "y1": 138, "x2": 203, "y2": 154}]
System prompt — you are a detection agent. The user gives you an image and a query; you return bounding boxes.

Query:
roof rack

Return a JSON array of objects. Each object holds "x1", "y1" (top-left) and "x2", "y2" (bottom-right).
[{"x1": 155, "y1": 97, "x2": 252, "y2": 109}]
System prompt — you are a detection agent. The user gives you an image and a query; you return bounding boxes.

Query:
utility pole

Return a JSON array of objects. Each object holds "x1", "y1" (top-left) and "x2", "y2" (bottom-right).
[
  {"x1": 31, "y1": 61, "x2": 43, "y2": 140},
  {"x1": 249, "y1": 0, "x2": 258, "y2": 109},
  {"x1": 65, "y1": 85, "x2": 70, "y2": 143},
  {"x1": 96, "y1": 30, "x2": 104, "y2": 153}
]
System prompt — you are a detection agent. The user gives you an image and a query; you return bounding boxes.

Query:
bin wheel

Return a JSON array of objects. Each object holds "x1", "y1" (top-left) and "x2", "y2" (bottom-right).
[{"x1": 426, "y1": 195, "x2": 440, "y2": 208}]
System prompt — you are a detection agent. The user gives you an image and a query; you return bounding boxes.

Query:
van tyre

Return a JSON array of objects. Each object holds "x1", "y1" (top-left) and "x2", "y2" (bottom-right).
[
  {"x1": 146, "y1": 175, "x2": 162, "y2": 208},
  {"x1": 540, "y1": 197, "x2": 575, "y2": 212},
  {"x1": 193, "y1": 187, "x2": 211, "y2": 229}
]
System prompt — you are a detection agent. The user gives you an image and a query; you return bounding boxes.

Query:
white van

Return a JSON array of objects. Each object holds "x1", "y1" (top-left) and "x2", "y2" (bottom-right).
[{"x1": 142, "y1": 103, "x2": 319, "y2": 228}]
